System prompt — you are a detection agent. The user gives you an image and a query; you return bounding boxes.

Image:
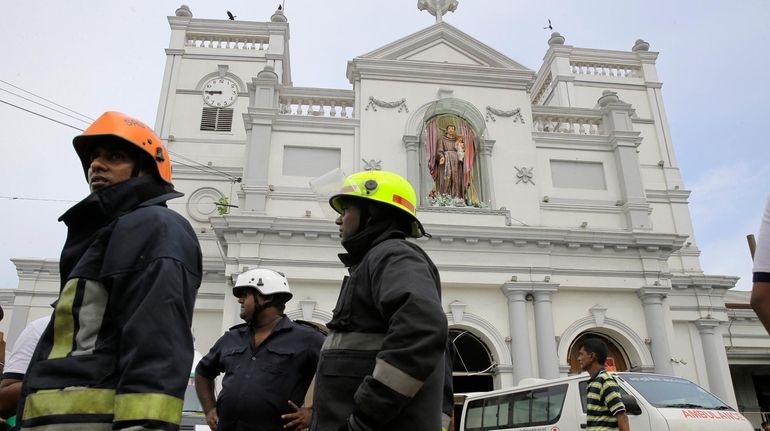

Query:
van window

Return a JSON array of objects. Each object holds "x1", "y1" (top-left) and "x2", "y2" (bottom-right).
[
  {"x1": 619, "y1": 374, "x2": 732, "y2": 410},
  {"x1": 183, "y1": 375, "x2": 203, "y2": 413},
  {"x1": 465, "y1": 384, "x2": 568, "y2": 430}
]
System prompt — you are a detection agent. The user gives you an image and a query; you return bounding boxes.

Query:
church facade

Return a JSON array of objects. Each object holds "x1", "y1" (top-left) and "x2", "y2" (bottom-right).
[{"x1": 9, "y1": 2, "x2": 770, "y2": 426}]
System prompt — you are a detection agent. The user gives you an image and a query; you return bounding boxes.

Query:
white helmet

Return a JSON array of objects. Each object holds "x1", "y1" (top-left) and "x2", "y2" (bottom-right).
[{"x1": 233, "y1": 268, "x2": 292, "y2": 300}]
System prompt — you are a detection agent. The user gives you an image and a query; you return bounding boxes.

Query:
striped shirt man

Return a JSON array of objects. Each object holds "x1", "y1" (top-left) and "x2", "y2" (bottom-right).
[{"x1": 586, "y1": 368, "x2": 627, "y2": 430}]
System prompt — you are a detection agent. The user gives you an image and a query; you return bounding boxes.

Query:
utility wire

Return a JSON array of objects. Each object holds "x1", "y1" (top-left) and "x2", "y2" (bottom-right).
[
  {"x1": 168, "y1": 149, "x2": 240, "y2": 181},
  {"x1": 0, "y1": 87, "x2": 91, "y2": 125},
  {"x1": 0, "y1": 79, "x2": 94, "y2": 122},
  {"x1": 0, "y1": 98, "x2": 83, "y2": 131},
  {"x1": 0, "y1": 195, "x2": 227, "y2": 207},
  {"x1": 0, "y1": 93, "x2": 240, "y2": 182}
]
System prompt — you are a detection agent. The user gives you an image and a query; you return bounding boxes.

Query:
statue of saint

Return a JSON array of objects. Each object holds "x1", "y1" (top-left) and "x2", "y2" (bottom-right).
[
  {"x1": 426, "y1": 116, "x2": 480, "y2": 206},
  {"x1": 434, "y1": 124, "x2": 465, "y2": 199}
]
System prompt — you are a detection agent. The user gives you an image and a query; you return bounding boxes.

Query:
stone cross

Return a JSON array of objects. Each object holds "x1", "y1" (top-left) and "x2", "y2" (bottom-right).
[{"x1": 417, "y1": 0, "x2": 459, "y2": 23}]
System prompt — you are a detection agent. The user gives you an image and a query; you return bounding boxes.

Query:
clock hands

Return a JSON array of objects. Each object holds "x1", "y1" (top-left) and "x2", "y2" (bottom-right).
[{"x1": 204, "y1": 90, "x2": 223, "y2": 95}]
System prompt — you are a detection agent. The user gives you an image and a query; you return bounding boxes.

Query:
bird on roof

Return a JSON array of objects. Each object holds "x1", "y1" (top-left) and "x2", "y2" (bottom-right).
[
  {"x1": 543, "y1": 19, "x2": 553, "y2": 30},
  {"x1": 227, "y1": 10, "x2": 236, "y2": 20},
  {"x1": 278, "y1": 4, "x2": 283, "y2": 10}
]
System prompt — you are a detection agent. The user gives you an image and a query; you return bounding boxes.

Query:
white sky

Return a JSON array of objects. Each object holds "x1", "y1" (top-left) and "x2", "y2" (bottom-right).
[{"x1": 1, "y1": 0, "x2": 768, "y2": 291}]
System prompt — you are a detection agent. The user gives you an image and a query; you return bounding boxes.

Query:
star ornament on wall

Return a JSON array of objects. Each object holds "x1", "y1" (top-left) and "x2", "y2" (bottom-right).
[{"x1": 514, "y1": 166, "x2": 535, "y2": 185}]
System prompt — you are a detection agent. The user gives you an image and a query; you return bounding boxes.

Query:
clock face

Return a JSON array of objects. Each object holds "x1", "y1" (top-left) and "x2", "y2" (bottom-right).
[{"x1": 202, "y1": 77, "x2": 238, "y2": 108}]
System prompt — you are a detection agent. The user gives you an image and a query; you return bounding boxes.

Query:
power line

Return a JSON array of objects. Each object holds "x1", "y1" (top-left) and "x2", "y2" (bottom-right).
[
  {"x1": 0, "y1": 98, "x2": 84, "y2": 131},
  {"x1": 0, "y1": 79, "x2": 94, "y2": 122},
  {"x1": 167, "y1": 150, "x2": 240, "y2": 181},
  {"x1": 0, "y1": 87, "x2": 91, "y2": 125},
  {"x1": 0, "y1": 196, "x2": 77, "y2": 203},
  {"x1": 0, "y1": 94, "x2": 240, "y2": 181}
]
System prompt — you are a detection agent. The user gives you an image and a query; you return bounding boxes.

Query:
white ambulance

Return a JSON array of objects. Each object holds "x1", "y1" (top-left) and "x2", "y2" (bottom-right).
[{"x1": 459, "y1": 372, "x2": 753, "y2": 431}]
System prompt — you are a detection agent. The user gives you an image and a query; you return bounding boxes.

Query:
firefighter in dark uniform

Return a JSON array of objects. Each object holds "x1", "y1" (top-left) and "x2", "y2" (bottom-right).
[
  {"x1": 17, "y1": 111, "x2": 202, "y2": 431},
  {"x1": 195, "y1": 268, "x2": 324, "y2": 431},
  {"x1": 311, "y1": 170, "x2": 448, "y2": 431}
]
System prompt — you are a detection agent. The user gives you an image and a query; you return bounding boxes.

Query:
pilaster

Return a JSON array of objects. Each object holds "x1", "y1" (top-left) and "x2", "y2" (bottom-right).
[
  {"x1": 241, "y1": 66, "x2": 281, "y2": 213},
  {"x1": 695, "y1": 318, "x2": 738, "y2": 408},
  {"x1": 598, "y1": 91, "x2": 650, "y2": 230},
  {"x1": 637, "y1": 286, "x2": 673, "y2": 375},
  {"x1": 500, "y1": 284, "x2": 532, "y2": 384}
]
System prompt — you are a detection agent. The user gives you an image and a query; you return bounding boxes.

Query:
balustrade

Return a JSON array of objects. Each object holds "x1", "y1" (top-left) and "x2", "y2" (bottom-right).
[
  {"x1": 570, "y1": 62, "x2": 640, "y2": 78},
  {"x1": 278, "y1": 96, "x2": 354, "y2": 118},
  {"x1": 186, "y1": 35, "x2": 269, "y2": 50},
  {"x1": 532, "y1": 113, "x2": 601, "y2": 135}
]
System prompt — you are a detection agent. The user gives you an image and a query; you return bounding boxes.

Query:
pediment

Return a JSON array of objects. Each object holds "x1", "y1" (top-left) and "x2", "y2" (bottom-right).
[{"x1": 357, "y1": 22, "x2": 531, "y2": 71}]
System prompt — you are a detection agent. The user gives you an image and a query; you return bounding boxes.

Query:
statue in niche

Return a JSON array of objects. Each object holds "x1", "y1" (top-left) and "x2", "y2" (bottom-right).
[{"x1": 426, "y1": 115, "x2": 481, "y2": 206}]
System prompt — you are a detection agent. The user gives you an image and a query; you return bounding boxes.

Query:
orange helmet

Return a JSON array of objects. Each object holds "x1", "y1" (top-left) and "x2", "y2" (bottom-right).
[{"x1": 73, "y1": 111, "x2": 172, "y2": 184}]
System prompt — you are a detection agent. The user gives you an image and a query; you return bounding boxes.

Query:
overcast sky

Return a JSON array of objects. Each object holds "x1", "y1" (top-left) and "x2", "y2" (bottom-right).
[{"x1": 1, "y1": 1, "x2": 768, "y2": 291}]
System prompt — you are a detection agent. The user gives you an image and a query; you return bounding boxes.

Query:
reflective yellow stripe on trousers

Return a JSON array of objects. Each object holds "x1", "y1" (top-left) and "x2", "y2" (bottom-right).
[{"x1": 23, "y1": 388, "x2": 183, "y2": 425}]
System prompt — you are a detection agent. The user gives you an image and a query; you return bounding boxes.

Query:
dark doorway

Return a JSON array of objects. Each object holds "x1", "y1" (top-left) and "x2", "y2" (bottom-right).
[{"x1": 567, "y1": 332, "x2": 629, "y2": 374}]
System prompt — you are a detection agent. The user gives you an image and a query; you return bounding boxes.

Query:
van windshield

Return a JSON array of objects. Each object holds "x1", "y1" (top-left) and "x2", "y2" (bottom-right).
[{"x1": 617, "y1": 374, "x2": 732, "y2": 410}]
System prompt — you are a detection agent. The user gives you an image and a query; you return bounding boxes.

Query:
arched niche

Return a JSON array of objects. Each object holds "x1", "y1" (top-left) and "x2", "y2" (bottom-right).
[{"x1": 402, "y1": 98, "x2": 496, "y2": 208}]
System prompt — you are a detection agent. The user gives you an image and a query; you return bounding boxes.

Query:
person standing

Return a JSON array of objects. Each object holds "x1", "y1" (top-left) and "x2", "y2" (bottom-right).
[
  {"x1": 577, "y1": 338, "x2": 630, "y2": 431},
  {"x1": 311, "y1": 170, "x2": 448, "y2": 431},
  {"x1": 17, "y1": 111, "x2": 202, "y2": 430},
  {"x1": 0, "y1": 316, "x2": 50, "y2": 427},
  {"x1": 195, "y1": 268, "x2": 324, "y2": 431}
]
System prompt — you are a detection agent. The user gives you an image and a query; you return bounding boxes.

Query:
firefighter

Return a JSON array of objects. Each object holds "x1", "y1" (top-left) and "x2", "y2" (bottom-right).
[
  {"x1": 17, "y1": 111, "x2": 202, "y2": 430},
  {"x1": 195, "y1": 268, "x2": 324, "y2": 431},
  {"x1": 310, "y1": 170, "x2": 447, "y2": 431}
]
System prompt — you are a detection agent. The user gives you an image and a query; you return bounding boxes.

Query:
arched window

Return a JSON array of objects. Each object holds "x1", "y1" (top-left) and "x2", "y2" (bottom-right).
[{"x1": 450, "y1": 328, "x2": 495, "y2": 393}]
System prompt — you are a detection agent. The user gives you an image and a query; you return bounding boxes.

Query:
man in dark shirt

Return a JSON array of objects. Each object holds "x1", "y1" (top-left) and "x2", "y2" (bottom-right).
[{"x1": 195, "y1": 269, "x2": 324, "y2": 431}]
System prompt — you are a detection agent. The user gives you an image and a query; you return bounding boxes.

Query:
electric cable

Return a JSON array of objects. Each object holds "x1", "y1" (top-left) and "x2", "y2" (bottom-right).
[
  {"x1": 0, "y1": 87, "x2": 91, "y2": 125},
  {"x1": 0, "y1": 98, "x2": 83, "y2": 131},
  {"x1": 0, "y1": 79, "x2": 94, "y2": 122}
]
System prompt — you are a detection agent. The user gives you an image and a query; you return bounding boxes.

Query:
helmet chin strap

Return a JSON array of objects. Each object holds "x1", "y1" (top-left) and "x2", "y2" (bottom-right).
[{"x1": 248, "y1": 295, "x2": 276, "y2": 327}]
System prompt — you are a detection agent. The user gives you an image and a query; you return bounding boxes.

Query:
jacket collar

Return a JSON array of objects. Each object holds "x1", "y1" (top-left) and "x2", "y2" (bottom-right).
[
  {"x1": 59, "y1": 176, "x2": 181, "y2": 227},
  {"x1": 338, "y1": 219, "x2": 406, "y2": 267}
]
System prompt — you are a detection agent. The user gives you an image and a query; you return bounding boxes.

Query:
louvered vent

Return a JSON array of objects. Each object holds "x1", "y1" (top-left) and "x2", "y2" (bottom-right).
[{"x1": 200, "y1": 107, "x2": 234, "y2": 132}]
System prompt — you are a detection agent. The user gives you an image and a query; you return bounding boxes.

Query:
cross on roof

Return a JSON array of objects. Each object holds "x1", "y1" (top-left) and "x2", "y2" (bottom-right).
[{"x1": 417, "y1": 0, "x2": 459, "y2": 23}]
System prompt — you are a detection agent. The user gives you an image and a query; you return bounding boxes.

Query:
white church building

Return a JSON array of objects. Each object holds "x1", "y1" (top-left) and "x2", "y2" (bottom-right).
[{"x1": 8, "y1": 1, "x2": 770, "y2": 427}]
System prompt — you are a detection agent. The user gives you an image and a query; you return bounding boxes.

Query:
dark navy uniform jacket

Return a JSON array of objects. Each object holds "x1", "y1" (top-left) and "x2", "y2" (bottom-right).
[
  {"x1": 196, "y1": 316, "x2": 324, "y2": 431},
  {"x1": 18, "y1": 176, "x2": 202, "y2": 431}
]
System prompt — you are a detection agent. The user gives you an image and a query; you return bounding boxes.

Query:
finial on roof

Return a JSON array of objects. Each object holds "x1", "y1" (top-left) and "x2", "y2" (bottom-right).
[
  {"x1": 175, "y1": 5, "x2": 192, "y2": 17},
  {"x1": 597, "y1": 90, "x2": 620, "y2": 107},
  {"x1": 632, "y1": 39, "x2": 650, "y2": 52},
  {"x1": 417, "y1": 0, "x2": 459, "y2": 24},
  {"x1": 548, "y1": 32, "x2": 565, "y2": 46},
  {"x1": 271, "y1": 5, "x2": 287, "y2": 22}
]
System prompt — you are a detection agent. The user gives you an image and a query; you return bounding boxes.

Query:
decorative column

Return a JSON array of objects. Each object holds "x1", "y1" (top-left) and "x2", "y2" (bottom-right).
[
  {"x1": 479, "y1": 139, "x2": 496, "y2": 207},
  {"x1": 695, "y1": 319, "x2": 735, "y2": 408},
  {"x1": 597, "y1": 91, "x2": 651, "y2": 230},
  {"x1": 402, "y1": 135, "x2": 420, "y2": 191},
  {"x1": 501, "y1": 283, "x2": 532, "y2": 384},
  {"x1": 637, "y1": 287, "x2": 673, "y2": 375},
  {"x1": 533, "y1": 287, "x2": 560, "y2": 379},
  {"x1": 241, "y1": 66, "x2": 280, "y2": 213}
]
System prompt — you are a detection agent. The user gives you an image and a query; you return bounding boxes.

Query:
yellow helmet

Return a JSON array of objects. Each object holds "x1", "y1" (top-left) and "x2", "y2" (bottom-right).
[{"x1": 330, "y1": 170, "x2": 426, "y2": 238}]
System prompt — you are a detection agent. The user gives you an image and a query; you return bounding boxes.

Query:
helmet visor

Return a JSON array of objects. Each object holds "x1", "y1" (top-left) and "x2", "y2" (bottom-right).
[{"x1": 309, "y1": 168, "x2": 348, "y2": 220}]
